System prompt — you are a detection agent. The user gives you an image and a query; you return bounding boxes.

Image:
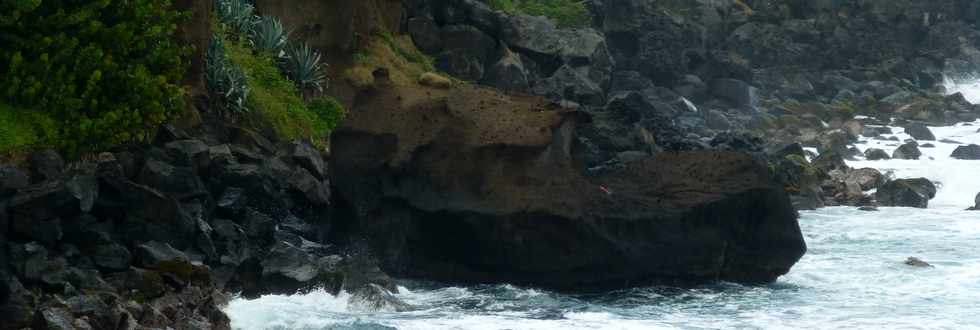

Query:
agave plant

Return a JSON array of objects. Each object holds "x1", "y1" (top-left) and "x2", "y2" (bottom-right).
[
  {"x1": 205, "y1": 35, "x2": 251, "y2": 114},
  {"x1": 215, "y1": 0, "x2": 256, "y2": 36},
  {"x1": 281, "y1": 42, "x2": 328, "y2": 94},
  {"x1": 250, "y1": 16, "x2": 288, "y2": 56}
]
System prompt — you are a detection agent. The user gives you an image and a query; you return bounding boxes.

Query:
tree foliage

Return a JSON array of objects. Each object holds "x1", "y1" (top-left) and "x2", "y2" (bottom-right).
[{"x1": 0, "y1": 0, "x2": 191, "y2": 154}]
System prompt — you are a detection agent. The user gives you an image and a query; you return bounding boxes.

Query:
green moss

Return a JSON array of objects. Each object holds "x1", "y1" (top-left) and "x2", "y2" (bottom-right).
[
  {"x1": 488, "y1": 0, "x2": 592, "y2": 28},
  {"x1": 224, "y1": 37, "x2": 334, "y2": 141},
  {"x1": 0, "y1": 102, "x2": 59, "y2": 155},
  {"x1": 309, "y1": 97, "x2": 346, "y2": 134}
]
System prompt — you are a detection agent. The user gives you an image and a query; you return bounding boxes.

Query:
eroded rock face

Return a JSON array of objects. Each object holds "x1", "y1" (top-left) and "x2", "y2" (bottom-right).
[
  {"x1": 876, "y1": 178, "x2": 937, "y2": 208},
  {"x1": 333, "y1": 85, "x2": 805, "y2": 289}
]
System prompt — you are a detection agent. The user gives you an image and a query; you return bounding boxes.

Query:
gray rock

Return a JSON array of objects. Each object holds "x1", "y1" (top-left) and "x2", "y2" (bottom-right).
[
  {"x1": 0, "y1": 164, "x2": 29, "y2": 198},
  {"x1": 407, "y1": 16, "x2": 442, "y2": 53},
  {"x1": 892, "y1": 142, "x2": 922, "y2": 160},
  {"x1": 436, "y1": 48, "x2": 485, "y2": 81},
  {"x1": 905, "y1": 257, "x2": 933, "y2": 267},
  {"x1": 29, "y1": 149, "x2": 65, "y2": 182},
  {"x1": 287, "y1": 168, "x2": 331, "y2": 206},
  {"x1": 876, "y1": 178, "x2": 937, "y2": 208},
  {"x1": 532, "y1": 65, "x2": 605, "y2": 105},
  {"x1": 216, "y1": 187, "x2": 248, "y2": 218},
  {"x1": 165, "y1": 139, "x2": 210, "y2": 172},
  {"x1": 861, "y1": 126, "x2": 892, "y2": 137},
  {"x1": 864, "y1": 148, "x2": 891, "y2": 160},
  {"x1": 484, "y1": 46, "x2": 530, "y2": 93},
  {"x1": 287, "y1": 141, "x2": 328, "y2": 181},
  {"x1": 710, "y1": 78, "x2": 758, "y2": 108},
  {"x1": 705, "y1": 110, "x2": 732, "y2": 130},
  {"x1": 136, "y1": 241, "x2": 189, "y2": 268},
  {"x1": 951, "y1": 144, "x2": 980, "y2": 160},
  {"x1": 35, "y1": 307, "x2": 74, "y2": 330},
  {"x1": 92, "y1": 243, "x2": 132, "y2": 271},
  {"x1": 243, "y1": 209, "x2": 275, "y2": 242},
  {"x1": 11, "y1": 215, "x2": 62, "y2": 245},
  {"x1": 903, "y1": 123, "x2": 936, "y2": 141},
  {"x1": 260, "y1": 241, "x2": 343, "y2": 294},
  {"x1": 209, "y1": 144, "x2": 235, "y2": 166},
  {"x1": 139, "y1": 159, "x2": 206, "y2": 198}
]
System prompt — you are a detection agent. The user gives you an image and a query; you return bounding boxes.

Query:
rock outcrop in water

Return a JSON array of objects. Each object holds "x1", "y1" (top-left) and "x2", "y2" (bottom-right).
[
  {"x1": 876, "y1": 178, "x2": 938, "y2": 208},
  {"x1": 331, "y1": 85, "x2": 806, "y2": 289}
]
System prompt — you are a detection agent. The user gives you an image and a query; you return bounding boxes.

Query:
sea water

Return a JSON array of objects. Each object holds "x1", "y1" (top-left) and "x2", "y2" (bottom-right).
[{"x1": 225, "y1": 83, "x2": 980, "y2": 330}]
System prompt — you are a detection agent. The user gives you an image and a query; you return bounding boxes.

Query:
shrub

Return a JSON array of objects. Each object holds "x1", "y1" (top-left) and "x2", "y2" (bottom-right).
[
  {"x1": 0, "y1": 102, "x2": 59, "y2": 154},
  {"x1": 281, "y1": 42, "x2": 327, "y2": 95},
  {"x1": 215, "y1": 0, "x2": 256, "y2": 37},
  {"x1": 308, "y1": 96, "x2": 346, "y2": 133},
  {"x1": 251, "y1": 15, "x2": 287, "y2": 56},
  {"x1": 0, "y1": 0, "x2": 191, "y2": 154},
  {"x1": 206, "y1": 35, "x2": 251, "y2": 114},
  {"x1": 487, "y1": 0, "x2": 592, "y2": 28}
]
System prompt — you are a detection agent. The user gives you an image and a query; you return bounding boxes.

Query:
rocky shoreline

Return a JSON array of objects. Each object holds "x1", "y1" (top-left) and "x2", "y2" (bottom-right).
[{"x1": 4, "y1": 0, "x2": 980, "y2": 328}]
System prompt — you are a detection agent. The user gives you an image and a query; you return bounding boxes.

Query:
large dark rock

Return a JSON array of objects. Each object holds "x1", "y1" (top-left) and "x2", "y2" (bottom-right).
[
  {"x1": 260, "y1": 241, "x2": 343, "y2": 295},
  {"x1": 0, "y1": 165, "x2": 29, "y2": 198},
  {"x1": 91, "y1": 243, "x2": 132, "y2": 271},
  {"x1": 710, "y1": 78, "x2": 758, "y2": 108},
  {"x1": 139, "y1": 159, "x2": 207, "y2": 199},
  {"x1": 285, "y1": 141, "x2": 328, "y2": 181},
  {"x1": 893, "y1": 142, "x2": 922, "y2": 160},
  {"x1": 136, "y1": 241, "x2": 189, "y2": 268},
  {"x1": 864, "y1": 148, "x2": 891, "y2": 160},
  {"x1": 951, "y1": 144, "x2": 980, "y2": 160},
  {"x1": 484, "y1": 46, "x2": 531, "y2": 93},
  {"x1": 165, "y1": 139, "x2": 211, "y2": 172},
  {"x1": 407, "y1": 16, "x2": 442, "y2": 53},
  {"x1": 28, "y1": 150, "x2": 64, "y2": 182},
  {"x1": 348, "y1": 284, "x2": 413, "y2": 312},
  {"x1": 876, "y1": 178, "x2": 937, "y2": 208},
  {"x1": 904, "y1": 123, "x2": 936, "y2": 141},
  {"x1": 332, "y1": 86, "x2": 805, "y2": 289}
]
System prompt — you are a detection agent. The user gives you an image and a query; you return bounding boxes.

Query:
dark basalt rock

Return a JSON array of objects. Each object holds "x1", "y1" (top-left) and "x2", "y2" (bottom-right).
[
  {"x1": 876, "y1": 178, "x2": 937, "y2": 208},
  {"x1": 951, "y1": 144, "x2": 980, "y2": 160},
  {"x1": 864, "y1": 148, "x2": 891, "y2": 160},
  {"x1": 349, "y1": 284, "x2": 413, "y2": 312},
  {"x1": 165, "y1": 139, "x2": 211, "y2": 172},
  {"x1": 903, "y1": 123, "x2": 936, "y2": 141},
  {"x1": 0, "y1": 165, "x2": 29, "y2": 198},
  {"x1": 28, "y1": 150, "x2": 64, "y2": 183},
  {"x1": 892, "y1": 142, "x2": 922, "y2": 160}
]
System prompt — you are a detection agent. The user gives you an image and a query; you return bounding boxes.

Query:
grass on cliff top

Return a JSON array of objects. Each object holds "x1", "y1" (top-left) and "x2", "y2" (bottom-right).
[
  {"x1": 344, "y1": 32, "x2": 437, "y2": 87},
  {"x1": 487, "y1": 0, "x2": 592, "y2": 28},
  {"x1": 0, "y1": 102, "x2": 59, "y2": 157},
  {"x1": 224, "y1": 37, "x2": 344, "y2": 143}
]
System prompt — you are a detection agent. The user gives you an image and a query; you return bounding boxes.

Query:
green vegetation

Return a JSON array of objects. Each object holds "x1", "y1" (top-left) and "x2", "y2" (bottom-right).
[
  {"x1": 0, "y1": 102, "x2": 59, "y2": 154},
  {"x1": 206, "y1": 35, "x2": 251, "y2": 114},
  {"x1": 487, "y1": 0, "x2": 592, "y2": 28},
  {"x1": 215, "y1": 0, "x2": 256, "y2": 37},
  {"x1": 251, "y1": 16, "x2": 288, "y2": 55},
  {"x1": 224, "y1": 36, "x2": 339, "y2": 142},
  {"x1": 309, "y1": 96, "x2": 347, "y2": 134},
  {"x1": 282, "y1": 43, "x2": 328, "y2": 96},
  {"x1": 0, "y1": 0, "x2": 191, "y2": 155},
  {"x1": 378, "y1": 31, "x2": 435, "y2": 72}
]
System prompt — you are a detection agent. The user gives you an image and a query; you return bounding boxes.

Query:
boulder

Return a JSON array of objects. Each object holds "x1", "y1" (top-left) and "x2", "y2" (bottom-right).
[
  {"x1": 710, "y1": 78, "x2": 758, "y2": 108},
  {"x1": 905, "y1": 257, "x2": 933, "y2": 268},
  {"x1": 903, "y1": 123, "x2": 936, "y2": 141},
  {"x1": 816, "y1": 130, "x2": 852, "y2": 157},
  {"x1": 892, "y1": 142, "x2": 922, "y2": 160},
  {"x1": 531, "y1": 65, "x2": 605, "y2": 105},
  {"x1": 951, "y1": 144, "x2": 980, "y2": 160},
  {"x1": 286, "y1": 141, "x2": 328, "y2": 180},
  {"x1": 332, "y1": 85, "x2": 806, "y2": 289},
  {"x1": 876, "y1": 178, "x2": 937, "y2": 208},
  {"x1": 483, "y1": 46, "x2": 530, "y2": 93},
  {"x1": 864, "y1": 148, "x2": 891, "y2": 160},
  {"x1": 861, "y1": 126, "x2": 892, "y2": 138},
  {"x1": 28, "y1": 150, "x2": 65, "y2": 182},
  {"x1": 0, "y1": 164, "x2": 29, "y2": 198},
  {"x1": 164, "y1": 139, "x2": 210, "y2": 172},
  {"x1": 91, "y1": 243, "x2": 132, "y2": 271},
  {"x1": 842, "y1": 168, "x2": 887, "y2": 191},
  {"x1": 138, "y1": 159, "x2": 207, "y2": 198},
  {"x1": 287, "y1": 168, "x2": 331, "y2": 206},
  {"x1": 260, "y1": 241, "x2": 343, "y2": 295},
  {"x1": 407, "y1": 16, "x2": 442, "y2": 53},
  {"x1": 812, "y1": 153, "x2": 849, "y2": 173},
  {"x1": 216, "y1": 187, "x2": 248, "y2": 218},
  {"x1": 705, "y1": 110, "x2": 732, "y2": 130},
  {"x1": 209, "y1": 145, "x2": 235, "y2": 166},
  {"x1": 969, "y1": 192, "x2": 980, "y2": 211},
  {"x1": 136, "y1": 241, "x2": 189, "y2": 268},
  {"x1": 34, "y1": 307, "x2": 74, "y2": 330}
]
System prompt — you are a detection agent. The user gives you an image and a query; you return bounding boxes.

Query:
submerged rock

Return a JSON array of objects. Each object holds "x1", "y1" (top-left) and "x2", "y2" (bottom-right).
[
  {"x1": 864, "y1": 148, "x2": 891, "y2": 161},
  {"x1": 348, "y1": 284, "x2": 413, "y2": 313},
  {"x1": 892, "y1": 142, "x2": 922, "y2": 160},
  {"x1": 904, "y1": 257, "x2": 933, "y2": 268}
]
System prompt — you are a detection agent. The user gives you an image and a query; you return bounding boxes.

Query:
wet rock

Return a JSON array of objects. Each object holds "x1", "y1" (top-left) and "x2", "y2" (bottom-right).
[
  {"x1": 242, "y1": 209, "x2": 275, "y2": 243},
  {"x1": 165, "y1": 139, "x2": 211, "y2": 172},
  {"x1": 812, "y1": 153, "x2": 849, "y2": 173},
  {"x1": 816, "y1": 130, "x2": 852, "y2": 157},
  {"x1": 842, "y1": 168, "x2": 887, "y2": 191},
  {"x1": 858, "y1": 206, "x2": 879, "y2": 212},
  {"x1": 260, "y1": 241, "x2": 343, "y2": 295},
  {"x1": 864, "y1": 148, "x2": 891, "y2": 160},
  {"x1": 348, "y1": 284, "x2": 413, "y2": 312},
  {"x1": 876, "y1": 178, "x2": 937, "y2": 208},
  {"x1": 705, "y1": 110, "x2": 732, "y2": 130},
  {"x1": 29, "y1": 149, "x2": 65, "y2": 182},
  {"x1": 66, "y1": 295, "x2": 108, "y2": 316},
  {"x1": 287, "y1": 168, "x2": 331, "y2": 206},
  {"x1": 951, "y1": 144, "x2": 980, "y2": 160},
  {"x1": 286, "y1": 141, "x2": 328, "y2": 181},
  {"x1": 903, "y1": 123, "x2": 936, "y2": 141},
  {"x1": 920, "y1": 143, "x2": 935, "y2": 148},
  {"x1": 861, "y1": 126, "x2": 892, "y2": 138},
  {"x1": 905, "y1": 257, "x2": 933, "y2": 268},
  {"x1": 892, "y1": 142, "x2": 922, "y2": 160},
  {"x1": 216, "y1": 187, "x2": 248, "y2": 218},
  {"x1": 969, "y1": 192, "x2": 980, "y2": 211}
]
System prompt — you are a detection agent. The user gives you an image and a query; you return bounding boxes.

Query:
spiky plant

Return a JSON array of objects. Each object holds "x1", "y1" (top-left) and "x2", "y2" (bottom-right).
[
  {"x1": 251, "y1": 16, "x2": 288, "y2": 56},
  {"x1": 215, "y1": 0, "x2": 256, "y2": 36},
  {"x1": 281, "y1": 42, "x2": 328, "y2": 94},
  {"x1": 206, "y1": 35, "x2": 251, "y2": 114}
]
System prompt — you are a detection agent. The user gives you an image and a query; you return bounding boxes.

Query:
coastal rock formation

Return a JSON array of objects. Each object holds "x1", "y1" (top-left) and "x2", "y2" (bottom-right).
[
  {"x1": 332, "y1": 85, "x2": 806, "y2": 289},
  {"x1": 876, "y1": 178, "x2": 938, "y2": 208}
]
